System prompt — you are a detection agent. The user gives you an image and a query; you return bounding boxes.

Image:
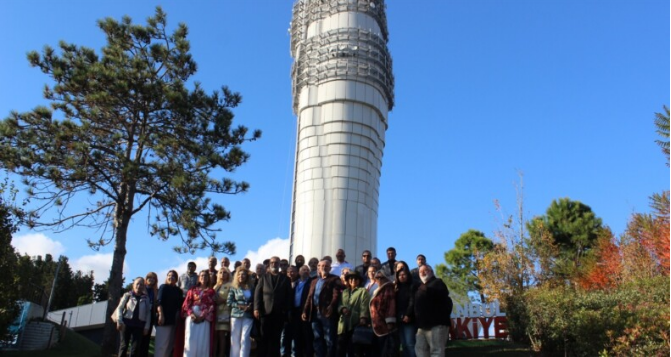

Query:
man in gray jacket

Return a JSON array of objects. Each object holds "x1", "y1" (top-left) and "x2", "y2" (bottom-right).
[{"x1": 254, "y1": 256, "x2": 292, "y2": 357}]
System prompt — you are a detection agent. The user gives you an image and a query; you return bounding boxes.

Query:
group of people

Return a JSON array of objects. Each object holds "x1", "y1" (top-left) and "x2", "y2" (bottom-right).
[{"x1": 114, "y1": 247, "x2": 452, "y2": 357}]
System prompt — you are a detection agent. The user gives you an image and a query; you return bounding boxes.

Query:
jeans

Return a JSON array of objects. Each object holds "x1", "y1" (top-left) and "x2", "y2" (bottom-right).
[
  {"x1": 415, "y1": 325, "x2": 448, "y2": 357},
  {"x1": 312, "y1": 312, "x2": 337, "y2": 357},
  {"x1": 281, "y1": 319, "x2": 292, "y2": 357},
  {"x1": 399, "y1": 323, "x2": 418, "y2": 357}
]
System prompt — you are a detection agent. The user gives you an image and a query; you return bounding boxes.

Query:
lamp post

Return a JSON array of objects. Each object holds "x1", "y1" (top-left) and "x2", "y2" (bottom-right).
[{"x1": 43, "y1": 255, "x2": 64, "y2": 319}]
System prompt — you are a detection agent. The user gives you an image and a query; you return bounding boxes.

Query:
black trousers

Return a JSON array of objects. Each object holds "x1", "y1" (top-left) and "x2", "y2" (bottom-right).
[
  {"x1": 138, "y1": 322, "x2": 154, "y2": 357},
  {"x1": 118, "y1": 324, "x2": 143, "y2": 357},
  {"x1": 337, "y1": 329, "x2": 368, "y2": 357},
  {"x1": 258, "y1": 311, "x2": 285, "y2": 357},
  {"x1": 289, "y1": 307, "x2": 314, "y2": 357}
]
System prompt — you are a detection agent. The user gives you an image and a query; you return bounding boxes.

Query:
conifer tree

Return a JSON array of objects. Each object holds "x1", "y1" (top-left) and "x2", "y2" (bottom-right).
[
  {"x1": 437, "y1": 229, "x2": 493, "y2": 302},
  {"x1": 0, "y1": 8, "x2": 260, "y2": 354},
  {"x1": 527, "y1": 198, "x2": 603, "y2": 281},
  {"x1": 0, "y1": 194, "x2": 20, "y2": 340}
]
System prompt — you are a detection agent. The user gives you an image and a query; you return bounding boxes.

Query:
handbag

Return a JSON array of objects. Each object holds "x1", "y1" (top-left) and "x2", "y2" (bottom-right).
[
  {"x1": 111, "y1": 293, "x2": 130, "y2": 323},
  {"x1": 111, "y1": 309, "x2": 120, "y2": 323},
  {"x1": 352, "y1": 325, "x2": 374, "y2": 345},
  {"x1": 216, "y1": 286, "x2": 231, "y2": 322}
]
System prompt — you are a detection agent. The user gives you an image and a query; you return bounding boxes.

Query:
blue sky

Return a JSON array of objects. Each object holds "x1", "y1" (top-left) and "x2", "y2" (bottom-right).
[{"x1": 2, "y1": 1, "x2": 669, "y2": 284}]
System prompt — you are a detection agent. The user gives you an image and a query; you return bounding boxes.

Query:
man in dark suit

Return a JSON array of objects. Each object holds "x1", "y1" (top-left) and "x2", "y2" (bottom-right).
[
  {"x1": 255, "y1": 256, "x2": 293, "y2": 357},
  {"x1": 301, "y1": 259, "x2": 343, "y2": 357},
  {"x1": 281, "y1": 266, "x2": 298, "y2": 357}
]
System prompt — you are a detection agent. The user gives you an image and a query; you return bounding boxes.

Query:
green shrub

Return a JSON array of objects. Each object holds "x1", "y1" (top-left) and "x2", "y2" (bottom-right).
[
  {"x1": 606, "y1": 277, "x2": 670, "y2": 357},
  {"x1": 503, "y1": 293, "x2": 530, "y2": 344},
  {"x1": 505, "y1": 276, "x2": 669, "y2": 356}
]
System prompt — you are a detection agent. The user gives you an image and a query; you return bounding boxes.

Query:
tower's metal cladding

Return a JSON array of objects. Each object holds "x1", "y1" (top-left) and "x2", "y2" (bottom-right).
[{"x1": 289, "y1": 0, "x2": 394, "y2": 266}]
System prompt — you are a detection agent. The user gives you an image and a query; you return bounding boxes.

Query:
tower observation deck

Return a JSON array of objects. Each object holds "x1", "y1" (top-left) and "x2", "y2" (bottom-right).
[{"x1": 289, "y1": 0, "x2": 394, "y2": 266}]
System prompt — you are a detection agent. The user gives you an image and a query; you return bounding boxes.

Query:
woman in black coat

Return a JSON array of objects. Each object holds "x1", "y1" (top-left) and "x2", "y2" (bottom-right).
[{"x1": 395, "y1": 265, "x2": 418, "y2": 357}]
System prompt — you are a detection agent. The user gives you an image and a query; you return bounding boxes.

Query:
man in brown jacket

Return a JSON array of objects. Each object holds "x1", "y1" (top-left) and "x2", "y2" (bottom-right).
[{"x1": 301, "y1": 259, "x2": 342, "y2": 357}]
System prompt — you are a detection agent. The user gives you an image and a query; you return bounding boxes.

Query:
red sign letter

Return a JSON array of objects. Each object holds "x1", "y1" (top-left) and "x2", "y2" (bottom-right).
[{"x1": 494, "y1": 316, "x2": 508, "y2": 339}]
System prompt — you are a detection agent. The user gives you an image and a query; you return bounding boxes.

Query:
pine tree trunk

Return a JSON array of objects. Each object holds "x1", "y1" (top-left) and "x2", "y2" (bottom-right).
[{"x1": 100, "y1": 205, "x2": 131, "y2": 356}]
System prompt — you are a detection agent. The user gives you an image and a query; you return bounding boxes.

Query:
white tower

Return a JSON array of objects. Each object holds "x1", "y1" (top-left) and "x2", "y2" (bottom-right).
[{"x1": 289, "y1": 0, "x2": 394, "y2": 266}]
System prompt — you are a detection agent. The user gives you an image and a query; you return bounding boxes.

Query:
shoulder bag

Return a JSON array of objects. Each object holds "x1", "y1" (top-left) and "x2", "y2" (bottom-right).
[
  {"x1": 111, "y1": 292, "x2": 130, "y2": 323},
  {"x1": 352, "y1": 325, "x2": 374, "y2": 345}
]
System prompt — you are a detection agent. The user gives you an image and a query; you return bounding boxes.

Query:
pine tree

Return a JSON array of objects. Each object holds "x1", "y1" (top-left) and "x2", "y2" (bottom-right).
[
  {"x1": 654, "y1": 105, "x2": 669, "y2": 165},
  {"x1": 527, "y1": 198, "x2": 603, "y2": 281},
  {"x1": 0, "y1": 8, "x2": 260, "y2": 354},
  {"x1": 437, "y1": 229, "x2": 493, "y2": 302},
  {"x1": 0, "y1": 192, "x2": 21, "y2": 340}
]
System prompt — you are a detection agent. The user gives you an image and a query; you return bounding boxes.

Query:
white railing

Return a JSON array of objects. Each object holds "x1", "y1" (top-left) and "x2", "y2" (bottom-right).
[{"x1": 46, "y1": 300, "x2": 109, "y2": 330}]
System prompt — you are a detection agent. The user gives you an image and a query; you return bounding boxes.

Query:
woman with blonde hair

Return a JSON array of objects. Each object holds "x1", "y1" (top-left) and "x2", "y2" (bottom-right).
[
  {"x1": 116, "y1": 277, "x2": 152, "y2": 357},
  {"x1": 227, "y1": 267, "x2": 255, "y2": 357},
  {"x1": 214, "y1": 267, "x2": 233, "y2": 357}
]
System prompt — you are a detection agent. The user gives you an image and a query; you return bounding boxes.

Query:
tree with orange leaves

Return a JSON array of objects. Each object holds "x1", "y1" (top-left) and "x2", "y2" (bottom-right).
[
  {"x1": 578, "y1": 228, "x2": 621, "y2": 289},
  {"x1": 579, "y1": 106, "x2": 670, "y2": 290}
]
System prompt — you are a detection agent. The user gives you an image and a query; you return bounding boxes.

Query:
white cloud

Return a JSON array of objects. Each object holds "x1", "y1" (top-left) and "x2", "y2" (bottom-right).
[
  {"x1": 11, "y1": 233, "x2": 131, "y2": 285},
  {"x1": 12, "y1": 233, "x2": 66, "y2": 258},
  {"x1": 157, "y1": 256, "x2": 213, "y2": 283},
  {"x1": 71, "y1": 253, "x2": 129, "y2": 285},
  {"x1": 244, "y1": 237, "x2": 290, "y2": 268}
]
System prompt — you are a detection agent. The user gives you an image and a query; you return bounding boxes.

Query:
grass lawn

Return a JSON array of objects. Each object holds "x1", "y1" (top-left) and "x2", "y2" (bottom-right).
[{"x1": 447, "y1": 339, "x2": 540, "y2": 357}]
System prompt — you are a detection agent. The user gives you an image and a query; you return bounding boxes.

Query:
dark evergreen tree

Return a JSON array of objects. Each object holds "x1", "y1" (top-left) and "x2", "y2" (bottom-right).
[
  {"x1": 437, "y1": 229, "x2": 494, "y2": 302},
  {"x1": 0, "y1": 8, "x2": 260, "y2": 354},
  {"x1": 93, "y1": 279, "x2": 112, "y2": 303},
  {"x1": 12, "y1": 253, "x2": 93, "y2": 310},
  {"x1": 0, "y1": 192, "x2": 21, "y2": 340},
  {"x1": 528, "y1": 198, "x2": 603, "y2": 281},
  {"x1": 15, "y1": 254, "x2": 46, "y2": 305},
  {"x1": 71, "y1": 271, "x2": 95, "y2": 306}
]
